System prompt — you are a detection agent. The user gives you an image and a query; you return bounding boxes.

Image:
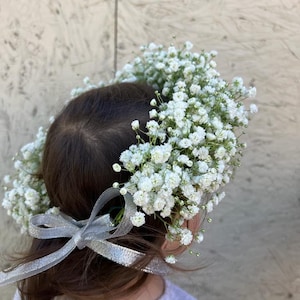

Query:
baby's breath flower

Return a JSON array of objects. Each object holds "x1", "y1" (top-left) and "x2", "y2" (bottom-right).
[
  {"x1": 215, "y1": 146, "x2": 226, "y2": 159},
  {"x1": 168, "y1": 46, "x2": 177, "y2": 57},
  {"x1": 150, "y1": 98, "x2": 157, "y2": 106},
  {"x1": 112, "y1": 163, "x2": 122, "y2": 172},
  {"x1": 3, "y1": 175, "x2": 10, "y2": 184},
  {"x1": 14, "y1": 160, "x2": 22, "y2": 170},
  {"x1": 133, "y1": 190, "x2": 147, "y2": 206},
  {"x1": 248, "y1": 87, "x2": 257, "y2": 98},
  {"x1": 149, "y1": 109, "x2": 158, "y2": 118},
  {"x1": 49, "y1": 116, "x2": 55, "y2": 124},
  {"x1": 165, "y1": 255, "x2": 177, "y2": 264},
  {"x1": 150, "y1": 173, "x2": 163, "y2": 187},
  {"x1": 150, "y1": 144, "x2": 172, "y2": 164},
  {"x1": 195, "y1": 147, "x2": 209, "y2": 160},
  {"x1": 206, "y1": 200, "x2": 214, "y2": 213},
  {"x1": 180, "y1": 228, "x2": 193, "y2": 245},
  {"x1": 173, "y1": 91, "x2": 186, "y2": 102},
  {"x1": 131, "y1": 152, "x2": 143, "y2": 166},
  {"x1": 131, "y1": 120, "x2": 140, "y2": 130},
  {"x1": 153, "y1": 198, "x2": 166, "y2": 211},
  {"x1": 178, "y1": 154, "x2": 190, "y2": 165},
  {"x1": 198, "y1": 161, "x2": 209, "y2": 173},
  {"x1": 155, "y1": 62, "x2": 165, "y2": 70},
  {"x1": 120, "y1": 187, "x2": 127, "y2": 195},
  {"x1": 178, "y1": 138, "x2": 192, "y2": 149},
  {"x1": 160, "y1": 206, "x2": 172, "y2": 218},
  {"x1": 138, "y1": 177, "x2": 153, "y2": 192},
  {"x1": 46, "y1": 207, "x2": 60, "y2": 215},
  {"x1": 232, "y1": 76, "x2": 243, "y2": 87},
  {"x1": 112, "y1": 182, "x2": 120, "y2": 188},
  {"x1": 130, "y1": 211, "x2": 145, "y2": 227},
  {"x1": 24, "y1": 188, "x2": 39, "y2": 202},
  {"x1": 164, "y1": 170, "x2": 181, "y2": 189},
  {"x1": 180, "y1": 205, "x2": 199, "y2": 220},
  {"x1": 206, "y1": 133, "x2": 216, "y2": 141},
  {"x1": 189, "y1": 128, "x2": 205, "y2": 145},
  {"x1": 83, "y1": 76, "x2": 90, "y2": 85},
  {"x1": 250, "y1": 103, "x2": 258, "y2": 114},
  {"x1": 184, "y1": 41, "x2": 193, "y2": 50},
  {"x1": 195, "y1": 232, "x2": 204, "y2": 243}
]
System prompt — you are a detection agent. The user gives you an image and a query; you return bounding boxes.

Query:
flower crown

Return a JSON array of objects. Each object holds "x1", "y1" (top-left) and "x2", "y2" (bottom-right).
[{"x1": 2, "y1": 42, "x2": 257, "y2": 255}]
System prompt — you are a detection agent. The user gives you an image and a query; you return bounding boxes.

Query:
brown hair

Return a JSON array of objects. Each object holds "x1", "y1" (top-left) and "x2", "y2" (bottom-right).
[{"x1": 17, "y1": 83, "x2": 168, "y2": 300}]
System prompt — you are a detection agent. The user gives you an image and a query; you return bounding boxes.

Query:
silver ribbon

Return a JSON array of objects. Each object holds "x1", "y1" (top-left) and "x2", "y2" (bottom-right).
[{"x1": 0, "y1": 187, "x2": 169, "y2": 286}]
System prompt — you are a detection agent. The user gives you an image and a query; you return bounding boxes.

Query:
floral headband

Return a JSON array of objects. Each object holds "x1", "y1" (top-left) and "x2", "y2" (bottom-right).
[{"x1": 1, "y1": 42, "x2": 257, "y2": 283}]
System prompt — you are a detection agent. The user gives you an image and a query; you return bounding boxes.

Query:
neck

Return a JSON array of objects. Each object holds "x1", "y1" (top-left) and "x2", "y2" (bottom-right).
[
  {"x1": 117, "y1": 275, "x2": 165, "y2": 300},
  {"x1": 55, "y1": 275, "x2": 165, "y2": 300}
]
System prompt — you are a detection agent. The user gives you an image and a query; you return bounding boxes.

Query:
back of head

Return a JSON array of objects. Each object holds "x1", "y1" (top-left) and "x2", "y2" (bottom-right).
[
  {"x1": 19, "y1": 83, "x2": 166, "y2": 300},
  {"x1": 43, "y1": 82, "x2": 154, "y2": 219}
]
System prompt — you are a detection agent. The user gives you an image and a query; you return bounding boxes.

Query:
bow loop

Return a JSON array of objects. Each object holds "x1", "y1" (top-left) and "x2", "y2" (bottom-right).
[
  {"x1": 0, "y1": 188, "x2": 138, "y2": 285},
  {"x1": 29, "y1": 213, "x2": 80, "y2": 239}
]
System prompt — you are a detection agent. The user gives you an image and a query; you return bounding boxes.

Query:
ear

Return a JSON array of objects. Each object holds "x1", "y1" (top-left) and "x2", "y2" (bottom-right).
[
  {"x1": 161, "y1": 238, "x2": 187, "y2": 256},
  {"x1": 161, "y1": 213, "x2": 202, "y2": 256}
]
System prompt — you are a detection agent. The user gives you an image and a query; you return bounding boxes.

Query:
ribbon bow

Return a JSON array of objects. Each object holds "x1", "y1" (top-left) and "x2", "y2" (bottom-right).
[{"x1": 0, "y1": 188, "x2": 169, "y2": 286}]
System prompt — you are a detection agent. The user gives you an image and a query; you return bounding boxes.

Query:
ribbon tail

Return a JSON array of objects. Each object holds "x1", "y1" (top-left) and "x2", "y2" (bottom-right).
[
  {"x1": 88, "y1": 240, "x2": 170, "y2": 276},
  {"x1": 0, "y1": 239, "x2": 76, "y2": 286}
]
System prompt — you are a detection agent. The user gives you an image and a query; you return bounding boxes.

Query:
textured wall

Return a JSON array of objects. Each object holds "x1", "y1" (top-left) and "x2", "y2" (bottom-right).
[{"x1": 0, "y1": 0, "x2": 300, "y2": 299}]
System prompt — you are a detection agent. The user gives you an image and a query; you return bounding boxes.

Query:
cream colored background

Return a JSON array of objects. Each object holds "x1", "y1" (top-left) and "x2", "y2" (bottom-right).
[{"x1": 0, "y1": 0, "x2": 300, "y2": 299}]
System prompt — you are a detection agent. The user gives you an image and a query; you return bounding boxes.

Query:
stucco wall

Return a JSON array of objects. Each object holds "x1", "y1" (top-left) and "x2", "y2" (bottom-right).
[{"x1": 0, "y1": 1, "x2": 299, "y2": 299}]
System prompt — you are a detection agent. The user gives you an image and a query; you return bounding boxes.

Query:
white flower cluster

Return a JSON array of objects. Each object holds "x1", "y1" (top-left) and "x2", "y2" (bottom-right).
[
  {"x1": 2, "y1": 127, "x2": 51, "y2": 233},
  {"x1": 112, "y1": 41, "x2": 257, "y2": 245},
  {"x1": 69, "y1": 77, "x2": 105, "y2": 102},
  {"x1": 2, "y1": 42, "x2": 257, "y2": 246}
]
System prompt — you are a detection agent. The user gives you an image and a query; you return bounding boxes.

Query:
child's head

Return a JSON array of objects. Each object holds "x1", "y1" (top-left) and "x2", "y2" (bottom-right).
[
  {"x1": 20, "y1": 83, "x2": 171, "y2": 299},
  {"x1": 1, "y1": 42, "x2": 256, "y2": 300}
]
